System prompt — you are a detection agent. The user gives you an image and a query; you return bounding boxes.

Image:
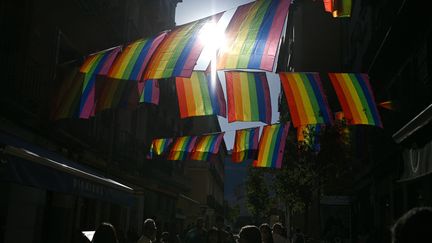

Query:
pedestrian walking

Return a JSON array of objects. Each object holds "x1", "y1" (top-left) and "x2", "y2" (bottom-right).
[
  {"x1": 391, "y1": 207, "x2": 432, "y2": 243},
  {"x1": 138, "y1": 218, "x2": 158, "y2": 243},
  {"x1": 238, "y1": 225, "x2": 262, "y2": 243},
  {"x1": 92, "y1": 222, "x2": 119, "y2": 243}
]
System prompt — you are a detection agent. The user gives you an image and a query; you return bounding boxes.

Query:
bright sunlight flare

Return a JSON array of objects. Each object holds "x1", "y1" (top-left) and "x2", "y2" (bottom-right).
[{"x1": 199, "y1": 22, "x2": 226, "y2": 87}]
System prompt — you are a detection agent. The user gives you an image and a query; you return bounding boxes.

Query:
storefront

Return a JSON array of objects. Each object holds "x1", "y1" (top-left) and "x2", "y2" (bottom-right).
[{"x1": 0, "y1": 133, "x2": 140, "y2": 243}]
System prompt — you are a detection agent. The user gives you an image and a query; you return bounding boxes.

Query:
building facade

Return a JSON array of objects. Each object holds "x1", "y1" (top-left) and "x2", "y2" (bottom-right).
[{"x1": 0, "y1": 0, "x2": 227, "y2": 242}]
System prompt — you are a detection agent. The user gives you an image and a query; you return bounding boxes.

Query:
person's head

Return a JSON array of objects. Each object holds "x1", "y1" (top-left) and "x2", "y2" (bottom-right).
[
  {"x1": 92, "y1": 222, "x2": 119, "y2": 243},
  {"x1": 143, "y1": 218, "x2": 157, "y2": 241},
  {"x1": 238, "y1": 225, "x2": 261, "y2": 243},
  {"x1": 259, "y1": 224, "x2": 273, "y2": 242},
  {"x1": 272, "y1": 223, "x2": 284, "y2": 236},
  {"x1": 215, "y1": 215, "x2": 225, "y2": 229},
  {"x1": 160, "y1": 231, "x2": 170, "y2": 243},
  {"x1": 392, "y1": 207, "x2": 432, "y2": 243}
]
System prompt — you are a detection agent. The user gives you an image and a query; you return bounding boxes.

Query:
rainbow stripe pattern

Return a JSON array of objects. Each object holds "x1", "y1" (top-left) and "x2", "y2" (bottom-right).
[
  {"x1": 209, "y1": 72, "x2": 227, "y2": 118},
  {"x1": 190, "y1": 133, "x2": 224, "y2": 161},
  {"x1": 95, "y1": 78, "x2": 138, "y2": 112},
  {"x1": 51, "y1": 70, "x2": 83, "y2": 120},
  {"x1": 218, "y1": 0, "x2": 290, "y2": 71},
  {"x1": 79, "y1": 47, "x2": 121, "y2": 118},
  {"x1": 323, "y1": 0, "x2": 334, "y2": 12},
  {"x1": 279, "y1": 72, "x2": 333, "y2": 128},
  {"x1": 253, "y1": 123, "x2": 290, "y2": 169},
  {"x1": 329, "y1": 73, "x2": 383, "y2": 127},
  {"x1": 108, "y1": 33, "x2": 166, "y2": 80},
  {"x1": 148, "y1": 138, "x2": 173, "y2": 159},
  {"x1": 225, "y1": 71, "x2": 272, "y2": 124},
  {"x1": 144, "y1": 14, "x2": 222, "y2": 79},
  {"x1": 139, "y1": 79, "x2": 159, "y2": 105},
  {"x1": 167, "y1": 136, "x2": 198, "y2": 161},
  {"x1": 332, "y1": 0, "x2": 351, "y2": 17},
  {"x1": 232, "y1": 127, "x2": 260, "y2": 162},
  {"x1": 176, "y1": 71, "x2": 226, "y2": 118}
]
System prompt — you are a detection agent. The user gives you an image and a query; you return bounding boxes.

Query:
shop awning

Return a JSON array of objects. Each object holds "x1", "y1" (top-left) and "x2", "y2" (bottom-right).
[
  {"x1": 0, "y1": 133, "x2": 136, "y2": 205},
  {"x1": 393, "y1": 104, "x2": 432, "y2": 182},
  {"x1": 398, "y1": 140, "x2": 432, "y2": 182}
]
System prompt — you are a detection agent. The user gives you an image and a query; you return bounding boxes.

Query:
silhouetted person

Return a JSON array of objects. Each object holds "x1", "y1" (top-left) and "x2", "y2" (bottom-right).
[
  {"x1": 92, "y1": 222, "x2": 119, "y2": 243},
  {"x1": 238, "y1": 225, "x2": 261, "y2": 243},
  {"x1": 272, "y1": 223, "x2": 288, "y2": 243},
  {"x1": 138, "y1": 218, "x2": 157, "y2": 243},
  {"x1": 160, "y1": 232, "x2": 170, "y2": 243},
  {"x1": 185, "y1": 218, "x2": 207, "y2": 243},
  {"x1": 391, "y1": 207, "x2": 432, "y2": 243},
  {"x1": 260, "y1": 224, "x2": 274, "y2": 243}
]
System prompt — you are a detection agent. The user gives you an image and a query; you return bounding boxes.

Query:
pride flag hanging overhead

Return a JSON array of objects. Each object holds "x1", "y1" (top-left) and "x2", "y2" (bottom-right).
[
  {"x1": 232, "y1": 127, "x2": 260, "y2": 162},
  {"x1": 51, "y1": 69, "x2": 84, "y2": 120},
  {"x1": 225, "y1": 71, "x2": 272, "y2": 124},
  {"x1": 167, "y1": 136, "x2": 198, "y2": 161},
  {"x1": 148, "y1": 138, "x2": 173, "y2": 159},
  {"x1": 190, "y1": 133, "x2": 225, "y2": 161},
  {"x1": 139, "y1": 79, "x2": 159, "y2": 105},
  {"x1": 279, "y1": 72, "x2": 333, "y2": 128},
  {"x1": 79, "y1": 47, "x2": 121, "y2": 118},
  {"x1": 144, "y1": 14, "x2": 223, "y2": 79},
  {"x1": 95, "y1": 77, "x2": 138, "y2": 112},
  {"x1": 176, "y1": 71, "x2": 226, "y2": 118},
  {"x1": 108, "y1": 33, "x2": 166, "y2": 81},
  {"x1": 323, "y1": 0, "x2": 334, "y2": 12},
  {"x1": 217, "y1": 0, "x2": 290, "y2": 71},
  {"x1": 253, "y1": 123, "x2": 290, "y2": 169},
  {"x1": 329, "y1": 73, "x2": 383, "y2": 127},
  {"x1": 332, "y1": 0, "x2": 351, "y2": 17}
]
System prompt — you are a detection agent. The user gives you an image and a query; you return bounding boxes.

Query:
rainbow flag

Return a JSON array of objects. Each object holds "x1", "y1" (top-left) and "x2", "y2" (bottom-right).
[
  {"x1": 95, "y1": 77, "x2": 139, "y2": 112},
  {"x1": 51, "y1": 69, "x2": 83, "y2": 120},
  {"x1": 144, "y1": 14, "x2": 223, "y2": 79},
  {"x1": 329, "y1": 73, "x2": 383, "y2": 127},
  {"x1": 253, "y1": 123, "x2": 290, "y2": 169},
  {"x1": 148, "y1": 138, "x2": 173, "y2": 159},
  {"x1": 209, "y1": 72, "x2": 227, "y2": 118},
  {"x1": 225, "y1": 71, "x2": 272, "y2": 124},
  {"x1": 232, "y1": 127, "x2": 260, "y2": 162},
  {"x1": 139, "y1": 79, "x2": 159, "y2": 105},
  {"x1": 217, "y1": 0, "x2": 290, "y2": 71},
  {"x1": 323, "y1": 0, "x2": 334, "y2": 12},
  {"x1": 332, "y1": 0, "x2": 351, "y2": 17},
  {"x1": 190, "y1": 133, "x2": 224, "y2": 161},
  {"x1": 378, "y1": 100, "x2": 397, "y2": 111},
  {"x1": 279, "y1": 72, "x2": 333, "y2": 128},
  {"x1": 79, "y1": 47, "x2": 121, "y2": 118},
  {"x1": 107, "y1": 33, "x2": 166, "y2": 81},
  {"x1": 167, "y1": 136, "x2": 198, "y2": 161},
  {"x1": 176, "y1": 71, "x2": 226, "y2": 118}
]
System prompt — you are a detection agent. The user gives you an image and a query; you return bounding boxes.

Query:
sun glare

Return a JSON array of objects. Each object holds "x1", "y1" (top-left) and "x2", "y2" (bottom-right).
[
  {"x1": 199, "y1": 22, "x2": 226, "y2": 51},
  {"x1": 199, "y1": 22, "x2": 226, "y2": 87}
]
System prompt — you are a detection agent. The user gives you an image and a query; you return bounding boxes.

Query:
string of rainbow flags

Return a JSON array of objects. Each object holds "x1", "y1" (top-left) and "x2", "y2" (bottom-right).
[
  {"x1": 51, "y1": 0, "x2": 290, "y2": 119},
  {"x1": 51, "y1": 0, "x2": 384, "y2": 168}
]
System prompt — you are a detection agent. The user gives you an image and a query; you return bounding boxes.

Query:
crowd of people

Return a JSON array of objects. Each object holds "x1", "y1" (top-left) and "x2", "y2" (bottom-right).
[{"x1": 88, "y1": 207, "x2": 432, "y2": 243}]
